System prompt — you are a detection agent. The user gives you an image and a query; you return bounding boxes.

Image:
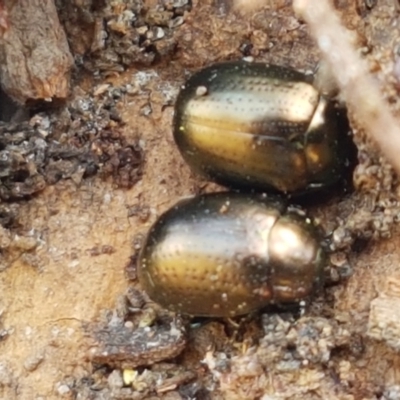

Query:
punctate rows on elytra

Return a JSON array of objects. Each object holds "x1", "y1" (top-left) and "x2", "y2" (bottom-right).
[
  {"x1": 173, "y1": 61, "x2": 353, "y2": 196},
  {"x1": 138, "y1": 192, "x2": 325, "y2": 317}
]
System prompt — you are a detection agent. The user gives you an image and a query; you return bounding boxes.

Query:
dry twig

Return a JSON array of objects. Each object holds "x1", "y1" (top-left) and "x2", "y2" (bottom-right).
[{"x1": 293, "y1": 0, "x2": 400, "y2": 175}]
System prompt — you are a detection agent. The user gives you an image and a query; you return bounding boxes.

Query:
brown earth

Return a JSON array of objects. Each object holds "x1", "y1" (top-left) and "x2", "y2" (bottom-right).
[{"x1": 1, "y1": 0, "x2": 400, "y2": 399}]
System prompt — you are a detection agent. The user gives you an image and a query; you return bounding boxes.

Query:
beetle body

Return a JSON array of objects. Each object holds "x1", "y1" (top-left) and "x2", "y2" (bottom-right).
[
  {"x1": 138, "y1": 193, "x2": 325, "y2": 317},
  {"x1": 173, "y1": 62, "x2": 351, "y2": 195}
]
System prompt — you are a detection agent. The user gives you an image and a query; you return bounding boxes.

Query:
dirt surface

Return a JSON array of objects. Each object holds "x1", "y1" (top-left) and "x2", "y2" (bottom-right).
[{"x1": 2, "y1": 0, "x2": 400, "y2": 399}]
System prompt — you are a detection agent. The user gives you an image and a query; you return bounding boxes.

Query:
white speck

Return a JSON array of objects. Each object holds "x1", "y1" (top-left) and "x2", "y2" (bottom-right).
[
  {"x1": 196, "y1": 86, "x2": 208, "y2": 96},
  {"x1": 25, "y1": 326, "x2": 33, "y2": 337},
  {"x1": 56, "y1": 383, "x2": 71, "y2": 395},
  {"x1": 68, "y1": 260, "x2": 80, "y2": 268},
  {"x1": 318, "y1": 35, "x2": 332, "y2": 51},
  {"x1": 243, "y1": 56, "x2": 254, "y2": 63}
]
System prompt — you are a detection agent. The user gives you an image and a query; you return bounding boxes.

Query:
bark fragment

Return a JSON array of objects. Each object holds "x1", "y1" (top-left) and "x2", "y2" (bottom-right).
[{"x1": 0, "y1": 0, "x2": 73, "y2": 104}]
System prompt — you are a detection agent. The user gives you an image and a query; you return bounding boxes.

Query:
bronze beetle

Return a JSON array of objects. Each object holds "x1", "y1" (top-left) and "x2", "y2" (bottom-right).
[
  {"x1": 137, "y1": 192, "x2": 325, "y2": 317},
  {"x1": 173, "y1": 61, "x2": 352, "y2": 195}
]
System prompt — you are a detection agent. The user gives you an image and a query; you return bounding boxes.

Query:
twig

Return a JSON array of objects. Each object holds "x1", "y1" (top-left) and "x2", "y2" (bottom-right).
[{"x1": 293, "y1": 0, "x2": 400, "y2": 175}]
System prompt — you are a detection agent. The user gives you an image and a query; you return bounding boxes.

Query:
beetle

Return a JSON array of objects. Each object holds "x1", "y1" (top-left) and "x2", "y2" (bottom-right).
[
  {"x1": 173, "y1": 61, "x2": 353, "y2": 195},
  {"x1": 137, "y1": 192, "x2": 325, "y2": 317}
]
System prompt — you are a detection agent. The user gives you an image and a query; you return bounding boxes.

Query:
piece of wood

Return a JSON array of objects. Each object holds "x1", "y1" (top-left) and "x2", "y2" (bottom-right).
[{"x1": 0, "y1": 0, "x2": 74, "y2": 104}]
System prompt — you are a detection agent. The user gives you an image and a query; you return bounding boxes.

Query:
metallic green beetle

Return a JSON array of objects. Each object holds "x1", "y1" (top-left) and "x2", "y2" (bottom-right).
[
  {"x1": 173, "y1": 61, "x2": 352, "y2": 195},
  {"x1": 138, "y1": 192, "x2": 325, "y2": 317}
]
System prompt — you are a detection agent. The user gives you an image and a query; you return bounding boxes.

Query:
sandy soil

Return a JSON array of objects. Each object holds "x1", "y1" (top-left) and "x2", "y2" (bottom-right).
[{"x1": 2, "y1": 1, "x2": 400, "y2": 399}]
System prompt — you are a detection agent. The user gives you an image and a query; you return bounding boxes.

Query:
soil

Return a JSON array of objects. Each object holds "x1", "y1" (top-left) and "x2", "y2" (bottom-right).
[{"x1": 1, "y1": 0, "x2": 400, "y2": 399}]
